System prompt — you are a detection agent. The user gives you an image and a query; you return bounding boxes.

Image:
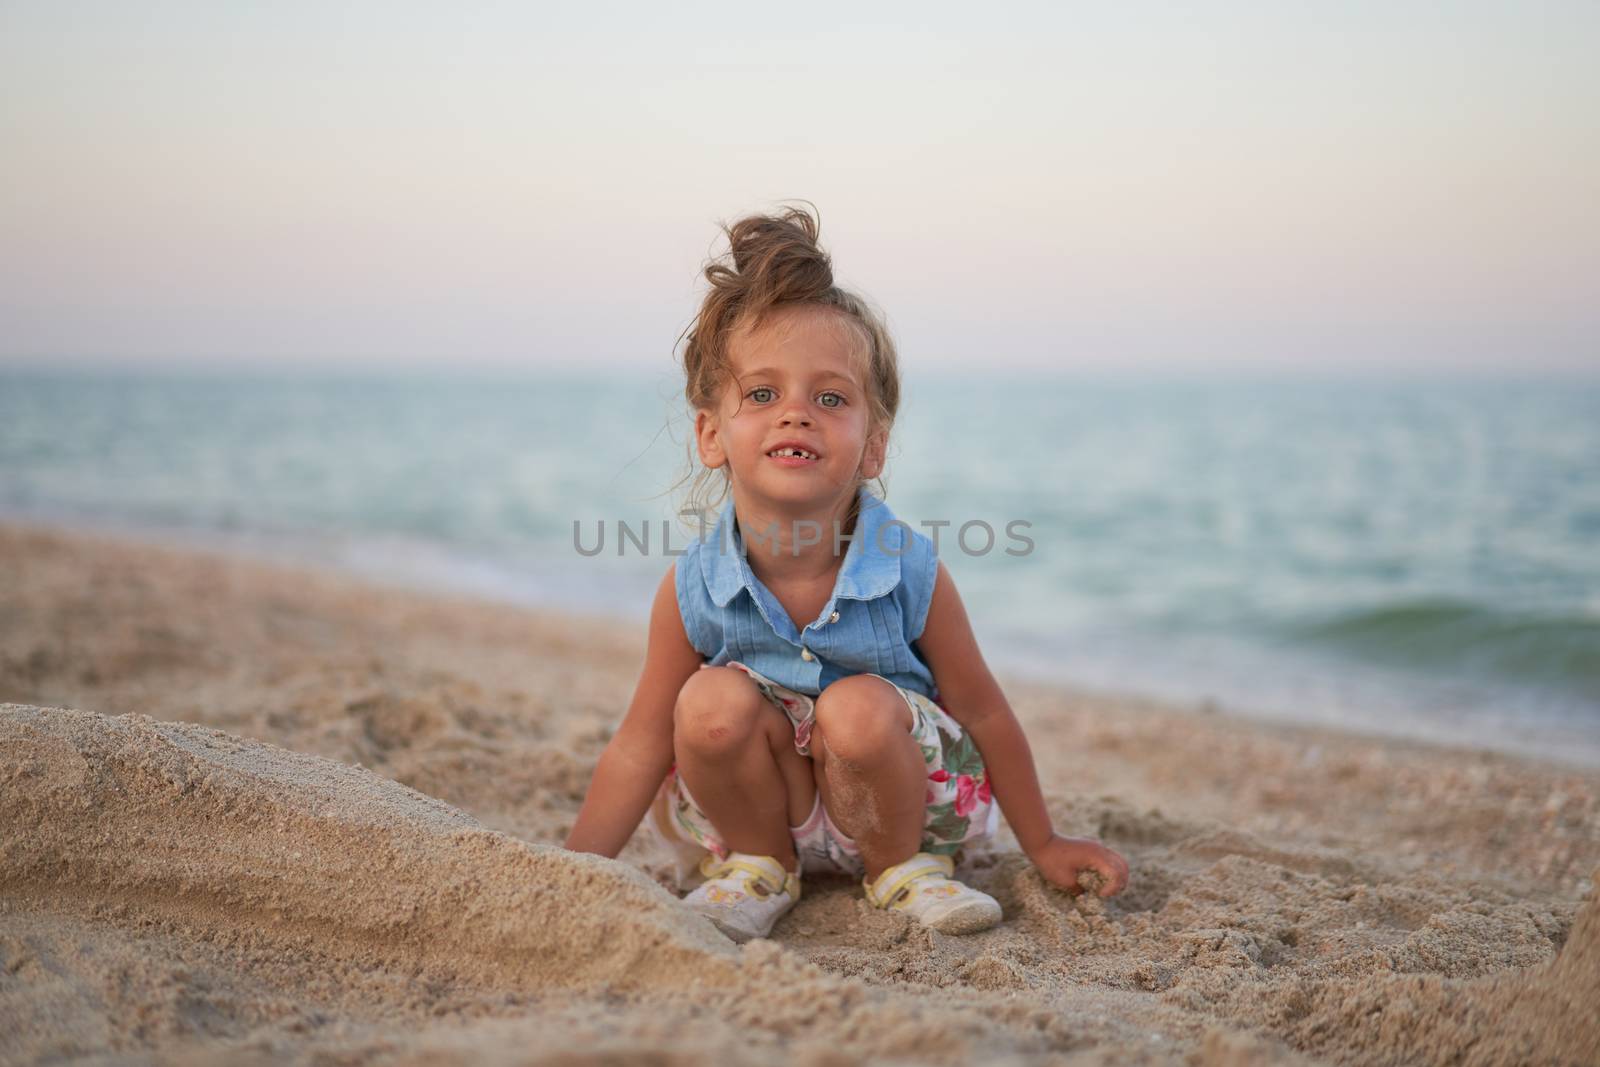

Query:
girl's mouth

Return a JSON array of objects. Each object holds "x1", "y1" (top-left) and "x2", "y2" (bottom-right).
[{"x1": 767, "y1": 446, "x2": 820, "y2": 467}]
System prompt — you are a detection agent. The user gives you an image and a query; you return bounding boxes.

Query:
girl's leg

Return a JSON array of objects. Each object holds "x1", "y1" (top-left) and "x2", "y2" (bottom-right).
[
  {"x1": 810, "y1": 675, "x2": 926, "y2": 881},
  {"x1": 674, "y1": 666, "x2": 816, "y2": 871}
]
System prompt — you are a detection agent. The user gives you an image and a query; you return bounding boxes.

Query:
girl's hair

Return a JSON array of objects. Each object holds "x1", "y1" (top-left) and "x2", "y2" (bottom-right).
[{"x1": 672, "y1": 203, "x2": 902, "y2": 525}]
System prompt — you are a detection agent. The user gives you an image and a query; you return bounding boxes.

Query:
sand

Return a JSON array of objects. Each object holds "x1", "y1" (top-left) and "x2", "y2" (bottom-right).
[{"x1": 1, "y1": 521, "x2": 1596, "y2": 1066}]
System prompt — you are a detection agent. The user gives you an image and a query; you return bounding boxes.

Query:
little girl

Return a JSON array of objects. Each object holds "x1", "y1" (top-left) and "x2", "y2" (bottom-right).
[{"x1": 564, "y1": 205, "x2": 1129, "y2": 941}]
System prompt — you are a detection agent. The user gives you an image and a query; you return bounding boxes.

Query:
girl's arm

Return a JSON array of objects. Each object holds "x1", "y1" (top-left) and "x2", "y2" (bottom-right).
[
  {"x1": 915, "y1": 560, "x2": 1130, "y2": 897},
  {"x1": 563, "y1": 563, "x2": 704, "y2": 858}
]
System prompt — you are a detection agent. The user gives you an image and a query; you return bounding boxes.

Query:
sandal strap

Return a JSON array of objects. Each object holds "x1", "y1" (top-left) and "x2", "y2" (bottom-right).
[
  {"x1": 699, "y1": 853, "x2": 801, "y2": 900},
  {"x1": 865, "y1": 852, "x2": 955, "y2": 908}
]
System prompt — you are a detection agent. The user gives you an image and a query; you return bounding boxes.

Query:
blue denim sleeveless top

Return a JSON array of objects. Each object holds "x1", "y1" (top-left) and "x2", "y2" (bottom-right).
[{"x1": 675, "y1": 486, "x2": 940, "y2": 699}]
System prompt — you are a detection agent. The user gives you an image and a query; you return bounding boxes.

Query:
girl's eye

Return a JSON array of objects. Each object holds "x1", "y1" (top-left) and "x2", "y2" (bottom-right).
[
  {"x1": 818, "y1": 391, "x2": 846, "y2": 408},
  {"x1": 749, "y1": 387, "x2": 775, "y2": 403}
]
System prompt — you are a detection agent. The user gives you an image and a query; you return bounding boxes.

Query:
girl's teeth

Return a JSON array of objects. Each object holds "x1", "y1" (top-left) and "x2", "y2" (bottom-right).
[{"x1": 770, "y1": 448, "x2": 817, "y2": 460}]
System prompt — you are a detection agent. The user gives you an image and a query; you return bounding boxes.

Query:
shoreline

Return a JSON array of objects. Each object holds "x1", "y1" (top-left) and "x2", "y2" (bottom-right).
[
  {"x1": 2, "y1": 519, "x2": 1597, "y2": 1064},
  {"x1": 3, "y1": 510, "x2": 1595, "y2": 775}
]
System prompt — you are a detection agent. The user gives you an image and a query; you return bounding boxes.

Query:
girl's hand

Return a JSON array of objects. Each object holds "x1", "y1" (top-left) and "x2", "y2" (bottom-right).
[{"x1": 1028, "y1": 834, "x2": 1130, "y2": 898}]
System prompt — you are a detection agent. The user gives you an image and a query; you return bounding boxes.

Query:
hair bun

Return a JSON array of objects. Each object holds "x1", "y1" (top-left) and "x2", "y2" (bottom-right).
[{"x1": 713, "y1": 204, "x2": 834, "y2": 306}]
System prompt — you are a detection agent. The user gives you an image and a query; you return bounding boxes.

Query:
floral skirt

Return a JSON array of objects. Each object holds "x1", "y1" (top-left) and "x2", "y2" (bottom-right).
[{"x1": 651, "y1": 660, "x2": 999, "y2": 879}]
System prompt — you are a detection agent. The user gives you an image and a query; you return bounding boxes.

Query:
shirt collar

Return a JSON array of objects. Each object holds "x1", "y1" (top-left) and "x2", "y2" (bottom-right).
[{"x1": 701, "y1": 485, "x2": 906, "y2": 608}]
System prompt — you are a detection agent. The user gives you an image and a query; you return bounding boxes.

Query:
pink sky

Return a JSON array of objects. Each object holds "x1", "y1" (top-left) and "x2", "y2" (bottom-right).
[{"x1": 2, "y1": 3, "x2": 1596, "y2": 375}]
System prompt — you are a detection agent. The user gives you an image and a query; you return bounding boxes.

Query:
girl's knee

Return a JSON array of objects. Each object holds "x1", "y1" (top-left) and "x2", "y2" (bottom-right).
[
  {"x1": 674, "y1": 666, "x2": 768, "y2": 757},
  {"x1": 813, "y1": 675, "x2": 914, "y2": 763}
]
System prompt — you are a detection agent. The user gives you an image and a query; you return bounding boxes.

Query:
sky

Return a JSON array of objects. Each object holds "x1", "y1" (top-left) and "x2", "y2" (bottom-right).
[{"x1": 2, "y1": 1, "x2": 1596, "y2": 376}]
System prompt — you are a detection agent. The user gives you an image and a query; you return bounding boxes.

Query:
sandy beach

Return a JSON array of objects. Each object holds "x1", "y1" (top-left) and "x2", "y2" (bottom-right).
[{"x1": 1, "y1": 520, "x2": 1596, "y2": 1066}]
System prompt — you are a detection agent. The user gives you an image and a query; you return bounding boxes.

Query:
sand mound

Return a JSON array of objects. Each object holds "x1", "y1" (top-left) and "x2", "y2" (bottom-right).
[
  {"x1": 0, "y1": 702, "x2": 1329, "y2": 1066},
  {"x1": 0, "y1": 703, "x2": 737, "y2": 994}
]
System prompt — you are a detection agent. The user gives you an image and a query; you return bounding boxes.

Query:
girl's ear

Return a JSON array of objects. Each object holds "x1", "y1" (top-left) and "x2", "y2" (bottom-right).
[
  {"x1": 694, "y1": 408, "x2": 727, "y2": 470},
  {"x1": 859, "y1": 426, "x2": 888, "y2": 480}
]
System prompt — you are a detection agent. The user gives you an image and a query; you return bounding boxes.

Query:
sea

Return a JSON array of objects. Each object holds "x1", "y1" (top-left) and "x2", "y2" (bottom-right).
[{"x1": 3, "y1": 364, "x2": 1597, "y2": 768}]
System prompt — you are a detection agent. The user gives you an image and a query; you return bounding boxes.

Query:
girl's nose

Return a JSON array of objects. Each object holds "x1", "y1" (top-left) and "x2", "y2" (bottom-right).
[{"x1": 778, "y1": 405, "x2": 814, "y2": 427}]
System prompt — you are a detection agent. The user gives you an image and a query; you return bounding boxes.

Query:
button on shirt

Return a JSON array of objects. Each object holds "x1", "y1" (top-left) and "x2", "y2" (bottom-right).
[{"x1": 674, "y1": 486, "x2": 941, "y2": 698}]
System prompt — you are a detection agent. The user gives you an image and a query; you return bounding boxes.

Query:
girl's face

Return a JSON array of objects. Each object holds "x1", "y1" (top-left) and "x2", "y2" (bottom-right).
[{"x1": 695, "y1": 304, "x2": 886, "y2": 512}]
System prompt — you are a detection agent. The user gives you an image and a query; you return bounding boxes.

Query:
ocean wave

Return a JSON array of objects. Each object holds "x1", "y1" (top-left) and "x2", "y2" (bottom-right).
[{"x1": 1285, "y1": 598, "x2": 1600, "y2": 697}]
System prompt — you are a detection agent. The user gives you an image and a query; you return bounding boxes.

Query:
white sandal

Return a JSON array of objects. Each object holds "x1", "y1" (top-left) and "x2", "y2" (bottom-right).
[
  {"x1": 864, "y1": 852, "x2": 1001, "y2": 934},
  {"x1": 682, "y1": 852, "x2": 801, "y2": 942}
]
